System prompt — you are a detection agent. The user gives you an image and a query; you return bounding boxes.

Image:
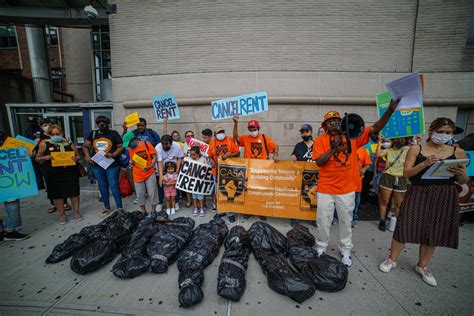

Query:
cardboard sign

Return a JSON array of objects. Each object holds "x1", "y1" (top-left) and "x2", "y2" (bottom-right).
[
  {"x1": 2, "y1": 136, "x2": 35, "y2": 152},
  {"x1": 211, "y1": 91, "x2": 268, "y2": 120},
  {"x1": 15, "y1": 135, "x2": 38, "y2": 147},
  {"x1": 188, "y1": 138, "x2": 209, "y2": 157},
  {"x1": 376, "y1": 91, "x2": 425, "y2": 139},
  {"x1": 152, "y1": 93, "x2": 180, "y2": 122},
  {"x1": 465, "y1": 151, "x2": 474, "y2": 177},
  {"x1": 132, "y1": 154, "x2": 148, "y2": 169},
  {"x1": 176, "y1": 157, "x2": 214, "y2": 195},
  {"x1": 51, "y1": 151, "x2": 76, "y2": 167},
  {"x1": 217, "y1": 158, "x2": 319, "y2": 220},
  {"x1": 125, "y1": 112, "x2": 140, "y2": 127},
  {"x1": 0, "y1": 147, "x2": 38, "y2": 202}
]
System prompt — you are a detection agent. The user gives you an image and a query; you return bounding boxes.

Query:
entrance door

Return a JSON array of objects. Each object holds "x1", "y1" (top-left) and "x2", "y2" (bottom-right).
[
  {"x1": 45, "y1": 112, "x2": 84, "y2": 144},
  {"x1": 45, "y1": 113, "x2": 66, "y2": 134}
]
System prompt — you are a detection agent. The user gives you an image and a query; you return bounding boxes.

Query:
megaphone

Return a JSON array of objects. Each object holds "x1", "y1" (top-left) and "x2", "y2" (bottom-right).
[{"x1": 341, "y1": 113, "x2": 365, "y2": 140}]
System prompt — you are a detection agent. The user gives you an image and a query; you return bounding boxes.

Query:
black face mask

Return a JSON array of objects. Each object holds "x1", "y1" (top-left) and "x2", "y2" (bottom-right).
[{"x1": 302, "y1": 135, "x2": 312, "y2": 142}]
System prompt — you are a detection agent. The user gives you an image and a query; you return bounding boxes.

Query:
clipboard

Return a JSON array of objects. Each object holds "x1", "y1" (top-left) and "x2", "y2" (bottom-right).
[{"x1": 422, "y1": 159, "x2": 468, "y2": 179}]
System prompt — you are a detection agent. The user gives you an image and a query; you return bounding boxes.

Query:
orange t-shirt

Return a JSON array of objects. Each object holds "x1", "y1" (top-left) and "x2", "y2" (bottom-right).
[
  {"x1": 209, "y1": 136, "x2": 240, "y2": 176},
  {"x1": 312, "y1": 127, "x2": 371, "y2": 195},
  {"x1": 354, "y1": 147, "x2": 372, "y2": 192},
  {"x1": 128, "y1": 141, "x2": 157, "y2": 182},
  {"x1": 238, "y1": 134, "x2": 276, "y2": 159}
]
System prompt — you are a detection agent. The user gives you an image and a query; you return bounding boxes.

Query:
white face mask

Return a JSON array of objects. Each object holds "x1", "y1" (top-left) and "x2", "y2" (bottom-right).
[
  {"x1": 431, "y1": 132, "x2": 452, "y2": 144},
  {"x1": 42, "y1": 126, "x2": 49, "y2": 132},
  {"x1": 382, "y1": 142, "x2": 392, "y2": 149},
  {"x1": 250, "y1": 131, "x2": 259, "y2": 138},
  {"x1": 216, "y1": 133, "x2": 225, "y2": 141}
]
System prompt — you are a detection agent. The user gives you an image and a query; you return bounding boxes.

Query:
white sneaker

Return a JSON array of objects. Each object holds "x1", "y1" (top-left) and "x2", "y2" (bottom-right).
[
  {"x1": 379, "y1": 257, "x2": 397, "y2": 273},
  {"x1": 170, "y1": 208, "x2": 176, "y2": 215},
  {"x1": 133, "y1": 197, "x2": 138, "y2": 204},
  {"x1": 166, "y1": 208, "x2": 171, "y2": 216},
  {"x1": 175, "y1": 202, "x2": 180, "y2": 211},
  {"x1": 316, "y1": 248, "x2": 325, "y2": 257},
  {"x1": 199, "y1": 208, "x2": 205, "y2": 217},
  {"x1": 415, "y1": 265, "x2": 437, "y2": 287},
  {"x1": 341, "y1": 251, "x2": 352, "y2": 267}
]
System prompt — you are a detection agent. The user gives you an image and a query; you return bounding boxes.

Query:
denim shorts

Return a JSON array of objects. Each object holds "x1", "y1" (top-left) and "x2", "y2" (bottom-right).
[{"x1": 192, "y1": 193, "x2": 204, "y2": 201}]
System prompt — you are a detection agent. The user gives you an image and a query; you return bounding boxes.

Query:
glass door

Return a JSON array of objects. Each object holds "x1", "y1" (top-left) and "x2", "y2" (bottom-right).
[
  {"x1": 68, "y1": 114, "x2": 84, "y2": 145},
  {"x1": 45, "y1": 113, "x2": 66, "y2": 136}
]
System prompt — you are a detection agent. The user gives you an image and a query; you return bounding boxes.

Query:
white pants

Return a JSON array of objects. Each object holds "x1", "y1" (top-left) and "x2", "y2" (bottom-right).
[
  {"x1": 316, "y1": 192, "x2": 355, "y2": 252},
  {"x1": 135, "y1": 175, "x2": 159, "y2": 206}
]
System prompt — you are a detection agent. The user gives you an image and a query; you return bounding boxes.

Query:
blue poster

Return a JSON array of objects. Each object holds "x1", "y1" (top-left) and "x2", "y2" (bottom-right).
[
  {"x1": 0, "y1": 147, "x2": 38, "y2": 202},
  {"x1": 465, "y1": 151, "x2": 474, "y2": 177},
  {"x1": 376, "y1": 91, "x2": 425, "y2": 139},
  {"x1": 15, "y1": 135, "x2": 37, "y2": 146},
  {"x1": 211, "y1": 91, "x2": 268, "y2": 120},
  {"x1": 152, "y1": 93, "x2": 180, "y2": 122}
]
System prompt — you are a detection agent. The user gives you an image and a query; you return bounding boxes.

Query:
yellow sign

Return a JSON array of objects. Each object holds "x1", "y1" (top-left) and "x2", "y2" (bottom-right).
[
  {"x1": 132, "y1": 154, "x2": 148, "y2": 169},
  {"x1": 125, "y1": 112, "x2": 140, "y2": 127},
  {"x1": 2, "y1": 137, "x2": 35, "y2": 152},
  {"x1": 217, "y1": 158, "x2": 319, "y2": 220},
  {"x1": 370, "y1": 143, "x2": 378, "y2": 154},
  {"x1": 51, "y1": 151, "x2": 76, "y2": 167}
]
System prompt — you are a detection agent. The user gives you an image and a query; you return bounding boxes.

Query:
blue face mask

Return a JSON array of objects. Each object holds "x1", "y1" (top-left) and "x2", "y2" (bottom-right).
[
  {"x1": 51, "y1": 135, "x2": 62, "y2": 142},
  {"x1": 130, "y1": 142, "x2": 138, "y2": 149}
]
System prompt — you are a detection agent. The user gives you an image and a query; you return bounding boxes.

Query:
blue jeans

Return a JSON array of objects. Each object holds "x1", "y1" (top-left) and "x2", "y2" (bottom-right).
[
  {"x1": 333, "y1": 192, "x2": 360, "y2": 221},
  {"x1": 93, "y1": 164, "x2": 122, "y2": 209},
  {"x1": 3, "y1": 199, "x2": 22, "y2": 231}
]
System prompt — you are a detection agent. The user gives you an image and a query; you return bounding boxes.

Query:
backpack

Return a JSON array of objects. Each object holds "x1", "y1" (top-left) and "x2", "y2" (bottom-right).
[{"x1": 133, "y1": 128, "x2": 160, "y2": 146}]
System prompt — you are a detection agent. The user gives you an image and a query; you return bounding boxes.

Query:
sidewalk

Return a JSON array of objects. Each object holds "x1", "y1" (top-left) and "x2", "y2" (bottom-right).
[{"x1": 0, "y1": 182, "x2": 473, "y2": 315}]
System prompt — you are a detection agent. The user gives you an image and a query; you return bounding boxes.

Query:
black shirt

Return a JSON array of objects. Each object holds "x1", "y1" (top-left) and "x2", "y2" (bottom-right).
[
  {"x1": 86, "y1": 129, "x2": 123, "y2": 166},
  {"x1": 291, "y1": 141, "x2": 313, "y2": 162}
]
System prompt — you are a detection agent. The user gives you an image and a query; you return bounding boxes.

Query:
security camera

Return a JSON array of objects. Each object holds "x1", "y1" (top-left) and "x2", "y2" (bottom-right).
[{"x1": 84, "y1": 5, "x2": 98, "y2": 22}]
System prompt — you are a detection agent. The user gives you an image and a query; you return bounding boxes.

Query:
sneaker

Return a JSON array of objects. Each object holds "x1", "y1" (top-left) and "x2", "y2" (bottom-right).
[
  {"x1": 415, "y1": 265, "x2": 437, "y2": 287},
  {"x1": 379, "y1": 257, "x2": 397, "y2": 273},
  {"x1": 170, "y1": 208, "x2": 176, "y2": 215},
  {"x1": 228, "y1": 215, "x2": 236, "y2": 223},
  {"x1": 133, "y1": 197, "x2": 138, "y2": 204},
  {"x1": 193, "y1": 208, "x2": 199, "y2": 217},
  {"x1": 332, "y1": 218, "x2": 338, "y2": 225},
  {"x1": 351, "y1": 220, "x2": 358, "y2": 228},
  {"x1": 341, "y1": 251, "x2": 352, "y2": 267},
  {"x1": 378, "y1": 220, "x2": 386, "y2": 232},
  {"x1": 64, "y1": 204, "x2": 72, "y2": 211},
  {"x1": 175, "y1": 202, "x2": 180, "y2": 211},
  {"x1": 199, "y1": 208, "x2": 205, "y2": 217},
  {"x1": 316, "y1": 248, "x2": 325, "y2": 257},
  {"x1": 59, "y1": 214, "x2": 67, "y2": 225},
  {"x1": 4, "y1": 231, "x2": 30, "y2": 241},
  {"x1": 212, "y1": 203, "x2": 217, "y2": 211},
  {"x1": 99, "y1": 209, "x2": 112, "y2": 218},
  {"x1": 166, "y1": 208, "x2": 171, "y2": 216},
  {"x1": 73, "y1": 212, "x2": 83, "y2": 222}
]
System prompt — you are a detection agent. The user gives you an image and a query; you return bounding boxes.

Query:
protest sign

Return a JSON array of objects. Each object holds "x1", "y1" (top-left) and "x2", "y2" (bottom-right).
[
  {"x1": 217, "y1": 158, "x2": 319, "y2": 220},
  {"x1": 465, "y1": 151, "x2": 474, "y2": 177},
  {"x1": 188, "y1": 138, "x2": 209, "y2": 157},
  {"x1": 211, "y1": 91, "x2": 268, "y2": 120},
  {"x1": 125, "y1": 112, "x2": 140, "y2": 127},
  {"x1": 385, "y1": 72, "x2": 423, "y2": 110},
  {"x1": 3, "y1": 136, "x2": 36, "y2": 152},
  {"x1": 51, "y1": 151, "x2": 76, "y2": 167},
  {"x1": 176, "y1": 157, "x2": 214, "y2": 195},
  {"x1": 132, "y1": 154, "x2": 148, "y2": 169},
  {"x1": 15, "y1": 135, "x2": 37, "y2": 147},
  {"x1": 0, "y1": 147, "x2": 38, "y2": 202},
  {"x1": 152, "y1": 93, "x2": 180, "y2": 122},
  {"x1": 376, "y1": 91, "x2": 425, "y2": 139}
]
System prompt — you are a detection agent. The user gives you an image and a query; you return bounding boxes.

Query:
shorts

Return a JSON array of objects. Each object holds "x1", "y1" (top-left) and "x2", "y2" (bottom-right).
[
  {"x1": 192, "y1": 193, "x2": 204, "y2": 201},
  {"x1": 164, "y1": 185, "x2": 177, "y2": 198},
  {"x1": 379, "y1": 173, "x2": 408, "y2": 192}
]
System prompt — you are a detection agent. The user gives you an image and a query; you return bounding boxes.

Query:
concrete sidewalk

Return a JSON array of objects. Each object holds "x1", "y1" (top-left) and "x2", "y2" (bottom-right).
[{"x1": 0, "y1": 183, "x2": 473, "y2": 315}]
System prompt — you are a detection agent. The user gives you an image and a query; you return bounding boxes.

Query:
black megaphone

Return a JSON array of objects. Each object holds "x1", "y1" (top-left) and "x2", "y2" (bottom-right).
[{"x1": 340, "y1": 113, "x2": 365, "y2": 153}]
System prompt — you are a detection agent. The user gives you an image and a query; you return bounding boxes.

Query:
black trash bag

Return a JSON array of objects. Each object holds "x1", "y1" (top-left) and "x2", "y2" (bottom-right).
[
  {"x1": 111, "y1": 255, "x2": 151, "y2": 279},
  {"x1": 286, "y1": 224, "x2": 315, "y2": 249},
  {"x1": 176, "y1": 215, "x2": 228, "y2": 308},
  {"x1": 248, "y1": 221, "x2": 287, "y2": 262},
  {"x1": 46, "y1": 233, "x2": 91, "y2": 263},
  {"x1": 70, "y1": 238, "x2": 117, "y2": 274},
  {"x1": 217, "y1": 226, "x2": 250, "y2": 302},
  {"x1": 147, "y1": 217, "x2": 195, "y2": 274}
]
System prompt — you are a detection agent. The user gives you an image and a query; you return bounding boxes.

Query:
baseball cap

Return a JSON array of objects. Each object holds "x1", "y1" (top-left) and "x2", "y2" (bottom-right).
[
  {"x1": 122, "y1": 131, "x2": 135, "y2": 148},
  {"x1": 299, "y1": 124, "x2": 313, "y2": 132},
  {"x1": 248, "y1": 120, "x2": 260, "y2": 128},
  {"x1": 323, "y1": 111, "x2": 342, "y2": 122},
  {"x1": 214, "y1": 125, "x2": 224, "y2": 133}
]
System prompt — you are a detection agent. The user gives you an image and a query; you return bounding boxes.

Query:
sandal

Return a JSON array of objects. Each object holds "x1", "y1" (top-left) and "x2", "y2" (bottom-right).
[
  {"x1": 47, "y1": 205, "x2": 56, "y2": 213},
  {"x1": 99, "y1": 209, "x2": 112, "y2": 218},
  {"x1": 64, "y1": 204, "x2": 72, "y2": 211}
]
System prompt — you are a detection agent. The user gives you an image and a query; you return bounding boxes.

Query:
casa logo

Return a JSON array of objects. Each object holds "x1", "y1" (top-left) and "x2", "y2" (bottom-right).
[
  {"x1": 218, "y1": 165, "x2": 246, "y2": 202},
  {"x1": 301, "y1": 169, "x2": 319, "y2": 209}
]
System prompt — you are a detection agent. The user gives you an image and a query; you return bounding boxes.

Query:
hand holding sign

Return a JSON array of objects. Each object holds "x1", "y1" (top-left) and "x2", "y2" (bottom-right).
[{"x1": 152, "y1": 93, "x2": 180, "y2": 122}]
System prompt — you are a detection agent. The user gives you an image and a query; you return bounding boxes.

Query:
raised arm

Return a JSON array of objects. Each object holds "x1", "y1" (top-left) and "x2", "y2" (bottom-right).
[
  {"x1": 371, "y1": 98, "x2": 400, "y2": 135},
  {"x1": 163, "y1": 118, "x2": 168, "y2": 135},
  {"x1": 233, "y1": 116, "x2": 239, "y2": 142}
]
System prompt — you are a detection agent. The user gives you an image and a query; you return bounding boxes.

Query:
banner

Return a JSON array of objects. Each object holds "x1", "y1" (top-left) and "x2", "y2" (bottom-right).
[
  {"x1": 0, "y1": 147, "x2": 38, "y2": 202},
  {"x1": 188, "y1": 138, "x2": 209, "y2": 157},
  {"x1": 125, "y1": 112, "x2": 140, "y2": 127},
  {"x1": 211, "y1": 91, "x2": 268, "y2": 120},
  {"x1": 3, "y1": 136, "x2": 36, "y2": 152},
  {"x1": 466, "y1": 151, "x2": 474, "y2": 177},
  {"x1": 176, "y1": 157, "x2": 214, "y2": 195},
  {"x1": 376, "y1": 91, "x2": 425, "y2": 139},
  {"x1": 217, "y1": 158, "x2": 319, "y2": 220},
  {"x1": 51, "y1": 151, "x2": 76, "y2": 167},
  {"x1": 152, "y1": 93, "x2": 180, "y2": 122}
]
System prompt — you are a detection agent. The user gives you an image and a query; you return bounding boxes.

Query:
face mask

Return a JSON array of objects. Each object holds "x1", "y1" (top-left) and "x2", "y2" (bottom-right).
[
  {"x1": 431, "y1": 132, "x2": 452, "y2": 144},
  {"x1": 382, "y1": 142, "x2": 392, "y2": 149},
  {"x1": 216, "y1": 133, "x2": 225, "y2": 141},
  {"x1": 51, "y1": 135, "x2": 62, "y2": 142},
  {"x1": 250, "y1": 131, "x2": 259, "y2": 138},
  {"x1": 185, "y1": 137, "x2": 192, "y2": 144},
  {"x1": 130, "y1": 142, "x2": 138, "y2": 149},
  {"x1": 42, "y1": 126, "x2": 49, "y2": 132},
  {"x1": 302, "y1": 135, "x2": 312, "y2": 142}
]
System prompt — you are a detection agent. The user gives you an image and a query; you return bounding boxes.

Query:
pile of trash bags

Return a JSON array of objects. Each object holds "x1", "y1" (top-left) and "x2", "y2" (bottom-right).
[
  {"x1": 177, "y1": 215, "x2": 228, "y2": 308},
  {"x1": 287, "y1": 224, "x2": 348, "y2": 292},
  {"x1": 249, "y1": 221, "x2": 316, "y2": 303},
  {"x1": 46, "y1": 210, "x2": 142, "y2": 274},
  {"x1": 217, "y1": 226, "x2": 250, "y2": 302}
]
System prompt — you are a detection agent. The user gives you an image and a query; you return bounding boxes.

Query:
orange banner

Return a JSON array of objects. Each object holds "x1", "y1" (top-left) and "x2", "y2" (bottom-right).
[{"x1": 217, "y1": 158, "x2": 319, "y2": 220}]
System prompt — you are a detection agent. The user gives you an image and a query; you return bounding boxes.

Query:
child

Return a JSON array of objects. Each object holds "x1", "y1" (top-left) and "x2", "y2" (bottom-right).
[
  {"x1": 164, "y1": 161, "x2": 178, "y2": 215},
  {"x1": 190, "y1": 146, "x2": 207, "y2": 217}
]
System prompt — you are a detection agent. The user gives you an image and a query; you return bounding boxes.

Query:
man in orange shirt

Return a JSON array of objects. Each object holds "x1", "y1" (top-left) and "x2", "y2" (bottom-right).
[
  {"x1": 312, "y1": 99, "x2": 399, "y2": 267},
  {"x1": 209, "y1": 125, "x2": 240, "y2": 222},
  {"x1": 233, "y1": 115, "x2": 279, "y2": 220}
]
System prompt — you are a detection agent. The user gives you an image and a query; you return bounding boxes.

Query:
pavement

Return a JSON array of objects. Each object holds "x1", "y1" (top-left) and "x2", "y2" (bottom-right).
[{"x1": 1, "y1": 180, "x2": 473, "y2": 316}]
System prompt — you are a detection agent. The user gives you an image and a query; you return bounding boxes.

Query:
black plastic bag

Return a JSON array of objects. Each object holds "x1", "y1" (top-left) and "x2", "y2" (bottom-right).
[
  {"x1": 70, "y1": 238, "x2": 117, "y2": 274},
  {"x1": 111, "y1": 255, "x2": 151, "y2": 279},
  {"x1": 217, "y1": 226, "x2": 250, "y2": 302},
  {"x1": 178, "y1": 269, "x2": 205, "y2": 308},
  {"x1": 46, "y1": 233, "x2": 91, "y2": 263},
  {"x1": 286, "y1": 223, "x2": 315, "y2": 249}
]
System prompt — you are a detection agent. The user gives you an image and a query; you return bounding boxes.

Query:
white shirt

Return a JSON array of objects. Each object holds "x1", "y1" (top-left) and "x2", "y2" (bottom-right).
[{"x1": 155, "y1": 142, "x2": 184, "y2": 163}]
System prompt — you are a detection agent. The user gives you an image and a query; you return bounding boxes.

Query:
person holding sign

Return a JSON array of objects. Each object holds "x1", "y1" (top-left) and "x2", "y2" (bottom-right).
[
  {"x1": 128, "y1": 136, "x2": 159, "y2": 215},
  {"x1": 36, "y1": 125, "x2": 82, "y2": 224},
  {"x1": 312, "y1": 99, "x2": 400, "y2": 267},
  {"x1": 189, "y1": 146, "x2": 208, "y2": 217},
  {"x1": 122, "y1": 117, "x2": 161, "y2": 147},
  {"x1": 379, "y1": 118, "x2": 468, "y2": 287}
]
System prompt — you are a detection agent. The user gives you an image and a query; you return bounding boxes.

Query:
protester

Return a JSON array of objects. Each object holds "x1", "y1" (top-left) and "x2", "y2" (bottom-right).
[
  {"x1": 208, "y1": 125, "x2": 240, "y2": 222},
  {"x1": 312, "y1": 99, "x2": 399, "y2": 267},
  {"x1": 201, "y1": 128, "x2": 214, "y2": 211},
  {"x1": 83, "y1": 116, "x2": 124, "y2": 217},
  {"x1": 36, "y1": 125, "x2": 82, "y2": 224},
  {"x1": 379, "y1": 117, "x2": 468, "y2": 287},
  {"x1": 163, "y1": 161, "x2": 178, "y2": 215},
  {"x1": 122, "y1": 117, "x2": 161, "y2": 146},
  {"x1": 23, "y1": 116, "x2": 41, "y2": 141},
  {"x1": 189, "y1": 146, "x2": 208, "y2": 217},
  {"x1": 233, "y1": 116, "x2": 279, "y2": 220},
  {"x1": 376, "y1": 137, "x2": 410, "y2": 231},
  {"x1": 128, "y1": 136, "x2": 158, "y2": 215},
  {"x1": 181, "y1": 130, "x2": 195, "y2": 207},
  {"x1": 171, "y1": 130, "x2": 184, "y2": 147}
]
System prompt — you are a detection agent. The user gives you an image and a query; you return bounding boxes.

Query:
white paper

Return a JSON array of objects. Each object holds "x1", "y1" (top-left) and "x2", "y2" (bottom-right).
[
  {"x1": 421, "y1": 159, "x2": 468, "y2": 179},
  {"x1": 421, "y1": 161, "x2": 448, "y2": 180},
  {"x1": 385, "y1": 72, "x2": 422, "y2": 110},
  {"x1": 91, "y1": 151, "x2": 114, "y2": 170}
]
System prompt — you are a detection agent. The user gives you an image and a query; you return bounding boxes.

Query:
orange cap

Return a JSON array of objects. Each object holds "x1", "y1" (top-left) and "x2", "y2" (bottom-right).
[{"x1": 323, "y1": 111, "x2": 342, "y2": 122}]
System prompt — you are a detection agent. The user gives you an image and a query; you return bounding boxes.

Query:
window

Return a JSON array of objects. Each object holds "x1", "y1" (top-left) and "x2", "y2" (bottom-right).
[
  {"x1": 46, "y1": 26, "x2": 59, "y2": 46},
  {"x1": 91, "y1": 25, "x2": 112, "y2": 101},
  {"x1": 51, "y1": 68, "x2": 63, "y2": 90},
  {"x1": 0, "y1": 24, "x2": 17, "y2": 48}
]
